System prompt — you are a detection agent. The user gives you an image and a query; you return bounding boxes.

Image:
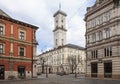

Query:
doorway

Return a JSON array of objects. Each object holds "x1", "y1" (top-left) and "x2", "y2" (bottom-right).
[
  {"x1": 104, "y1": 62, "x2": 112, "y2": 78},
  {"x1": 18, "y1": 66, "x2": 25, "y2": 78},
  {"x1": 0, "y1": 65, "x2": 4, "y2": 80},
  {"x1": 91, "y1": 63, "x2": 98, "y2": 77}
]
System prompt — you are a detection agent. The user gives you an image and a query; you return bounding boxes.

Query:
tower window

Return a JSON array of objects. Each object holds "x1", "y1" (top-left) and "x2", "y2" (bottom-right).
[
  {"x1": 62, "y1": 39, "x2": 64, "y2": 45},
  {"x1": 61, "y1": 25, "x2": 63, "y2": 29},
  {"x1": 61, "y1": 20, "x2": 63, "y2": 22},
  {"x1": 56, "y1": 39, "x2": 57, "y2": 46}
]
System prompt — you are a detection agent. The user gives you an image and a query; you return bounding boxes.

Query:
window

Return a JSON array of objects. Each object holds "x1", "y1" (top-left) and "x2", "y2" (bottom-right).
[
  {"x1": 91, "y1": 50, "x2": 98, "y2": 59},
  {"x1": 56, "y1": 39, "x2": 57, "y2": 46},
  {"x1": 92, "y1": 33, "x2": 96, "y2": 42},
  {"x1": 62, "y1": 39, "x2": 64, "y2": 45},
  {"x1": 87, "y1": 35, "x2": 90, "y2": 43},
  {"x1": 61, "y1": 25, "x2": 63, "y2": 28},
  {"x1": 19, "y1": 31, "x2": 25, "y2": 40},
  {"x1": 56, "y1": 20, "x2": 58, "y2": 23},
  {"x1": 0, "y1": 26, "x2": 3, "y2": 35},
  {"x1": 0, "y1": 44, "x2": 3, "y2": 54},
  {"x1": 19, "y1": 47, "x2": 25, "y2": 56},
  {"x1": 113, "y1": 0, "x2": 120, "y2": 7},
  {"x1": 98, "y1": 31, "x2": 103, "y2": 40},
  {"x1": 105, "y1": 28, "x2": 110, "y2": 38},
  {"x1": 100, "y1": 15, "x2": 103, "y2": 24},
  {"x1": 104, "y1": 47, "x2": 112, "y2": 57}
]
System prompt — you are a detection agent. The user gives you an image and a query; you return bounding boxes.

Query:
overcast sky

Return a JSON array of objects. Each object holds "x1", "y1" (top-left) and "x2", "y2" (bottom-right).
[{"x1": 0, "y1": 0, "x2": 96, "y2": 54}]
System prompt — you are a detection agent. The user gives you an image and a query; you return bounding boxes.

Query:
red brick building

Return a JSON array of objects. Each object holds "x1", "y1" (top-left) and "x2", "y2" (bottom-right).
[{"x1": 0, "y1": 9, "x2": 38, "y2": 79}]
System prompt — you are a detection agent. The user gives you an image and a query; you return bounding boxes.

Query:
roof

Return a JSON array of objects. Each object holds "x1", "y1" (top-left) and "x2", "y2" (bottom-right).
[
  {"x1": 39, "y1": 43, "x2": 85, "y2": 56},
  {"x1": 53, "y1": 10, "x2": 67, "y2": 17},
  {"x1": 65, "y1": 44, "x2": 85, "y2": 50},
  {"x1": 0, "y1": 9, "x2": 38, "y2": 29},
  {"x1": 0, "y1": 9, "x2": 11, "y2": 18}
]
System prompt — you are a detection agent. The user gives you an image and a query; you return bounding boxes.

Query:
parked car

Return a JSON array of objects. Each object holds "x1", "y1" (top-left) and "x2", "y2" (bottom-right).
[{"x1": 56, "y1": 71, "x2": 66, "y2": 76}]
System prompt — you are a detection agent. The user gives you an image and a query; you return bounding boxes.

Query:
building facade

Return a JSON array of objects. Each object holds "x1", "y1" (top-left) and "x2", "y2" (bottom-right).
[
  {"x1": 37, "y1": 44, "x2": 85, "y2": 74},
  {"x1": 37, "y1": 9, "x2": 86, "y2": 74},
  {"x1": 0, "y1": 9, "x2": 38, "y2": 79},
  {"x1": 85, "y1": 0, "x2": 120, "y2": 79}
]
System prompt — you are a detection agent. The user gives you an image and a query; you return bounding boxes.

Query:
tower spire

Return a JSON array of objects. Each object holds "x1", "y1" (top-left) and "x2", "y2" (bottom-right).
[{"x1": 59, "y1": 1, "x2": 61, "y2": 10}]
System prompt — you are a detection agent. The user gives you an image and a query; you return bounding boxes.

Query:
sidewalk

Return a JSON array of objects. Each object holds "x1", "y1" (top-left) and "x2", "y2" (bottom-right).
[{"x1": 0, "y1": 77, "x2": 39, "y2": 82}]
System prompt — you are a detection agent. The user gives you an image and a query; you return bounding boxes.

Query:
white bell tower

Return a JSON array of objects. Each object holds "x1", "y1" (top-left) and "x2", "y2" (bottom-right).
[{"x1": 53, "y1": 8, "x2": 67, "y2": 48}]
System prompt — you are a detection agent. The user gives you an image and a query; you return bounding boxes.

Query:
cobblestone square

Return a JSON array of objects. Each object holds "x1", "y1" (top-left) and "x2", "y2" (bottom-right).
[{"x1": 0, "y1": 74, "x2": 120, "y2": 84}]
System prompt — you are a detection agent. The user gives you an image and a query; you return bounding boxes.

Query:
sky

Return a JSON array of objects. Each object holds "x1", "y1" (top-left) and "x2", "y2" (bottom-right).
[{"x1": 0, "y1": 0, "x2": 96, "y2": 55}]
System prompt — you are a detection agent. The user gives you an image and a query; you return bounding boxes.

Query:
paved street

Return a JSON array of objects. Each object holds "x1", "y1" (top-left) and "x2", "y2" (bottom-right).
[{"x1": 0, "y1": 74, "x2": 120, "y2": 84}]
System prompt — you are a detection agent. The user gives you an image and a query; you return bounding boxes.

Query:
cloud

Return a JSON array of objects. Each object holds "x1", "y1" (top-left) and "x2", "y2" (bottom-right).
[{"x1": 0, "y1": 0, "x2": 96, "y2": 55}]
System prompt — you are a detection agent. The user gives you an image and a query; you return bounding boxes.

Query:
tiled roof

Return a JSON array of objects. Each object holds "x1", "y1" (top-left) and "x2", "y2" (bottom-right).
[
  {"x1": 0, "y1": 9, "x2": 38, "y2": 29},
  {"x1": 39, "y1": 44, "x2": 85, "y2": 56},
  {"x1": 53, "y1": 10, "x2": 67, "y2": 17},
  {"x1": 65, "y1": 44, "x2": 85, "y2": 50}
]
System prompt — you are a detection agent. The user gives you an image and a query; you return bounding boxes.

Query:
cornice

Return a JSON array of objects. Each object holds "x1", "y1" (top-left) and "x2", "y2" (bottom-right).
[
  {"x1": 0, "y1": 35, "x2": 33, "y2": 45},
  {"x1": 0, "y1": 56, "x2": 32, "y2": 62},
  {"x1": 53, "y1": 27, "x2": 67, "y2": 32},
  {"x1": 86, "y1": 17, "x2": 120, "y2": 34},
  {"x1": 85, "y1": 0, "x2": 113, "y2": 21},
  {"x1": 0, "y1": 15, "x2": 38, "y2": 30},
  {"x1": 86, "y1": 35, "x2": 120, "y2": 49}
]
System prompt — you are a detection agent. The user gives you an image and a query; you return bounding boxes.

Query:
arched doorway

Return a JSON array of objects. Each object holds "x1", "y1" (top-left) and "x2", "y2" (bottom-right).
[{"x1": 48, "y1": 66, "x2": 53, "y2": 74}]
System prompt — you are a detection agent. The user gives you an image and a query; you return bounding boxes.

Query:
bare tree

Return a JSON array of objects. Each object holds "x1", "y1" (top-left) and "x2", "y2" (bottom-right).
[{"x1": 67, "y1": 55, "x2": 83, "y2": 74}]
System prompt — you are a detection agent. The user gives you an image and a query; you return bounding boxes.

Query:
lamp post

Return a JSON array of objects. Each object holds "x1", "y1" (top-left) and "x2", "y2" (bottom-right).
[
  {"x1": 40, "y1": 58, "x2": 45, "y2": 74},
  {"x1": 40, "y1": 57, "x2": 49, "y2": 78},
  {"x1": 75, "y1": 55, "x2": 77, "y2": 78},
  {"x1": 45, "y1": 65, "x2": 48, "y2": 78}
]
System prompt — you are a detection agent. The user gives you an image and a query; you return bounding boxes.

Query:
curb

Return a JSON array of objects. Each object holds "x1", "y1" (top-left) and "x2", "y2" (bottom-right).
[{"x1": 0, "y1": 78, "x2": 39, "y2": 82}]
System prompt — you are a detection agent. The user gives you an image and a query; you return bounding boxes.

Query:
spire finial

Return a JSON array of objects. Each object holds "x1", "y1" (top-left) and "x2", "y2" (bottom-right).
[{"x1": 59, "y1": 2, "x2": 61, "y2": 10}]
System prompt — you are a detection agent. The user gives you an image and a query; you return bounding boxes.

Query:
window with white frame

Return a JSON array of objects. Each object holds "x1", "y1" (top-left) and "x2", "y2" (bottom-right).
[
  {"x1": 19, "y1": 30, "x2": 26, "y2": 40},
  {"x1": 98, "y1": 31, "x2": 103, "y2": 40},
  {"x1": 19, "y1": 47, "x2": 25, "y2": 56},
  {"x1": 0, "y1": 25, "x2": 4, "y2": 35},
  {"x1": 91, "y1": 50, "x2": 98, "y2": 59},
  {"x1": 105, "y1": 28, "x2": 110, "y2": 38},
  {"x1": 0, "y1": 44, "x2": 4, "y2": 54},
  {"x1": 104, "y1": 47, "x2": 112, "y2": 57},
  {"x1": 92, "y1": 33, "x2": 96, "y2": 42}
]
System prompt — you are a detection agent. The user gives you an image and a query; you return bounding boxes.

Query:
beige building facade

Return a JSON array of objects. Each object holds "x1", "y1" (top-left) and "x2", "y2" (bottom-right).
[
  {"x1": 37, "y1": 44, "x2": 85, "y2": 74},
  {"x1": 85, "y1": 0, "x2": 120, "y2": 79}
]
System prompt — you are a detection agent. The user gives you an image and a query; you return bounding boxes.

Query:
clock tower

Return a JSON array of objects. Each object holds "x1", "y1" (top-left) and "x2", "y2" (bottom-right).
[{"x1": 53, "y1": 9, "x2": 67, "y2": 48}]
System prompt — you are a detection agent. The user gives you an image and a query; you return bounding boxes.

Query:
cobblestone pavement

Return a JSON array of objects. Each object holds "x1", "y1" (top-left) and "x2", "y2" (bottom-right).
[{"x1": 0, "y1": 74, "x2": 120, "y2": 84}]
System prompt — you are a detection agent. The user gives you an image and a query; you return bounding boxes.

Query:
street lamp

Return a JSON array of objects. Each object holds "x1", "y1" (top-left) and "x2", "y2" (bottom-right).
[
  {"x1": 40, "y1": 57, "x2": 45, "y2": 74},
  {"x1": 40, "y1": 57, "x2": 49, "y2": 78},
  {"x1": 45, "y1": 64, "x2": 48, "y2": 78},
  {"x1": 75, "y1": 55, "x2": 77, "y2": 78}
]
